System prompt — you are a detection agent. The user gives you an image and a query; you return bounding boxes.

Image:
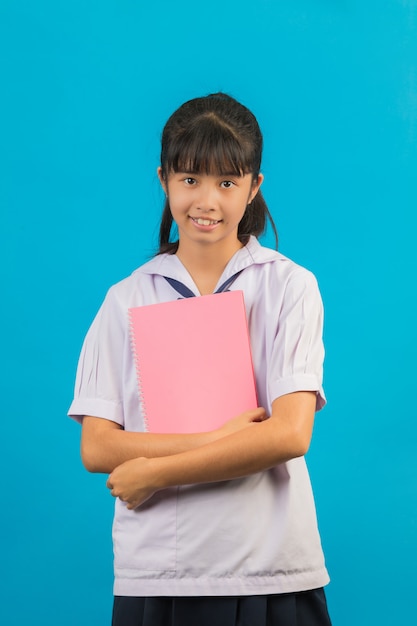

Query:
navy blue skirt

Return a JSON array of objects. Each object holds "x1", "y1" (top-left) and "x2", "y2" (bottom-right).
[{"x1": 112, "y1": 589, "x2": 332, "y2": 626}]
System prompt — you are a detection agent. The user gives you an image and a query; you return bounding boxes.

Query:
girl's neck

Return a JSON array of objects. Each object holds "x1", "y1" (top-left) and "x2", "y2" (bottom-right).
[{"x1": 176, "y1": 238, "x2": 243, "y2": 295}]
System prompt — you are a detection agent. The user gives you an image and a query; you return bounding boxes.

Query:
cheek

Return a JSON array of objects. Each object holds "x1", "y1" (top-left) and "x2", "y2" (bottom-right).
[
  {"x1": 168, "y1": 189, "x2": 188, "y2": 209},
  {"x1": 235, "y1": 199, "x2": 250, "y2": 222},
  {"x1": 169, "y1": 198, "x2": 190, "y2": 224},
  {"x1": 167, "y1": 195, "x2": 181, "y2": 215}
]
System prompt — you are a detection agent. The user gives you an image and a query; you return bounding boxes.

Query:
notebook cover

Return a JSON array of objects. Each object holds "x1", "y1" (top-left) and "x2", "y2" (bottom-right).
[{"x1": 128, "y1": 290, "x2": 258, "y2": 433}]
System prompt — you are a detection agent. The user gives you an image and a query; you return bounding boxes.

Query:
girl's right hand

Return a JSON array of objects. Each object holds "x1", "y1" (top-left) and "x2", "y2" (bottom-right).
[{"x1": 215, "y1": 407, "x2": 267, "y2": 438}]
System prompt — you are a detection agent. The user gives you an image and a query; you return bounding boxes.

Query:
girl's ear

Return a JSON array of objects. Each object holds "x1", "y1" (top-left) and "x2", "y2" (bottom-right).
[
  {"x1": 157, "y1": 167, "x2": 167, "y2": 194},
  {"x1": 249, "y1": 173, "x2": 264, "y2": 203}
]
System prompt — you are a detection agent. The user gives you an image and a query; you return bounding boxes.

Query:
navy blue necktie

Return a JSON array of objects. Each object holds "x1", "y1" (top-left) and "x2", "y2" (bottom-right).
[{"x1": 164, "y1": 270, "x2": 243, "y2": 299}]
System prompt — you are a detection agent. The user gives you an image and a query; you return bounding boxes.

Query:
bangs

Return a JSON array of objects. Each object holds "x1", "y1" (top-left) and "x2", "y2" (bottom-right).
[{"x1": 162, "y1": 116, "x2": 257, "y2": 177}]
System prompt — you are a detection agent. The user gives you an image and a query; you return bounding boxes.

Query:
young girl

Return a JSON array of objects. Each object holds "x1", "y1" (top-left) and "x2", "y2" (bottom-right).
[{"x1": 69, "y1": 93, "x2": 332, "y2": 626}]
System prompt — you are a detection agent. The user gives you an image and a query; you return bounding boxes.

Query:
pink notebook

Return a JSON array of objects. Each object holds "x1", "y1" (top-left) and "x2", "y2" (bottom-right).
[{"x1": 128, "y1": 291, "x2": 257, "y2": 433}]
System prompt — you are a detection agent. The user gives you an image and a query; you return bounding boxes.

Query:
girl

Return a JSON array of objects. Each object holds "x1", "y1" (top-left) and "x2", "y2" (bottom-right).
[{"x1": 69, "y1": 93, "x2": 332, "y2": 626}]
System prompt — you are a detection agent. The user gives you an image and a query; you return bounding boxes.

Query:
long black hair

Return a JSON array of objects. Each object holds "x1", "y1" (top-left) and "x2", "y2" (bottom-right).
[{"x1": 158, "y1": 92, "x2": 278, "y2": 254}]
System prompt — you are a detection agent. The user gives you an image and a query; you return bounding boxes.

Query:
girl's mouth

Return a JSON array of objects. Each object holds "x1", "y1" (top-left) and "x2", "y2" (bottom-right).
[{"x1": 190, "y1": 217, "x2": 221, "y2": 226}]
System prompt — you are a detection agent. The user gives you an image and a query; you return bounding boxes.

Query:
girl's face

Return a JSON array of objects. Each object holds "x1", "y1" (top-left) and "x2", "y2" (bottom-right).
[{"x1": 158, "y1": 169, "x2": 263, "y2": 253}]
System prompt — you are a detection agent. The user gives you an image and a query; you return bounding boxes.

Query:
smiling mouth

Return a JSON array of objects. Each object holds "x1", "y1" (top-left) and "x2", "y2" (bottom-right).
[{"x1": 191, "y1": 217, "x2": 221, "y2": 226}]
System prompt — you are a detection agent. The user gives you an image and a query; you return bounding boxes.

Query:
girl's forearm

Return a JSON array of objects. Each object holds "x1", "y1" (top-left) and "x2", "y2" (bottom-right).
[
  {"x1": 150, "y1": 417, "x2": 306, "y2": 490},
  {"x1": 149, "y1": 393, "x2": 316, "y2": 489},
  {"x1": 81, "y1": 422, "x2": 218, "y2": 474},
  {"x1": 82, "y1": 409, "x2": 266, "y2": 474}
]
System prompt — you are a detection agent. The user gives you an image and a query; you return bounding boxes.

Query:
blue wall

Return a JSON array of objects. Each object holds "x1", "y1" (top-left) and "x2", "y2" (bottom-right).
[{"x1": 1, "y1": 1, "x2": 416, "y2": 624}]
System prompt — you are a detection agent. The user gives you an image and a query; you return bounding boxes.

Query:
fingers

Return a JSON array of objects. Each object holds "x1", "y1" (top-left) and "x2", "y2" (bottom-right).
[
  {"x1": 106, "y1": 475, "x2": 119, "y2": 499},
  {"x1": 106, "y1": 474, "x2": 141, "y2": 508},
  {"x1": 107, "y1": 482, "x2": 126, "y2": 502}
]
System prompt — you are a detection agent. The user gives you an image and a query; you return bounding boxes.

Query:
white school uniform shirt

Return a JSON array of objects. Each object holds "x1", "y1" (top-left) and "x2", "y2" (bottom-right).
[{"x1": 68, "y1": 236, "x2": 330, "y2": 597}]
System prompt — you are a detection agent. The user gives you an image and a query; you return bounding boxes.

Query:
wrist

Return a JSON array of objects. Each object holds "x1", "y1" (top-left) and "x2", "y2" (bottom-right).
[{"x1": 148, "y1": 456, "x2": 171, "y2": 491}]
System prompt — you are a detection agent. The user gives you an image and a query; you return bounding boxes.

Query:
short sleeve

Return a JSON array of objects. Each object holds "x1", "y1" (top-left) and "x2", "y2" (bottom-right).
[
  {"x1": 68, "y1": 288, "x2": 126, "y2": 425},
  {"x1": 268, "y1": 269, "x2": 326, "y2": 411}
]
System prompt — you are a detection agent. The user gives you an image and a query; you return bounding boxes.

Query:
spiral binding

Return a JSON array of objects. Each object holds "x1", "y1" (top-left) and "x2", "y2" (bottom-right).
[{"x1": 128, "y1": 308, "x2": 150, "y2": 432}]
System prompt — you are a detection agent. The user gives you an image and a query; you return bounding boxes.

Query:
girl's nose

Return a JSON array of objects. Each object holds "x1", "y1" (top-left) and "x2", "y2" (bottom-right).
[{"x1": 196, "y1": 184, "x2": 218, "y2": 211}]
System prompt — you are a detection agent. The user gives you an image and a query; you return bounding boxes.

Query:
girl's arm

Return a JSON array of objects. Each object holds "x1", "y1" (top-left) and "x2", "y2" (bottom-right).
[
  {"x1": 81, "y1": 408, "x2": 266, "y2": 474},
  {"x1": 106, "y1": 391, "x2": 316, "y2": 509}
]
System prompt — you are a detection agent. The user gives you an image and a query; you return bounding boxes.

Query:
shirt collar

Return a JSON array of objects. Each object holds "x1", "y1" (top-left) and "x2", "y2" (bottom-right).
[{"x1": 136, "y1": 236, "x2": 280, "y2": 294}]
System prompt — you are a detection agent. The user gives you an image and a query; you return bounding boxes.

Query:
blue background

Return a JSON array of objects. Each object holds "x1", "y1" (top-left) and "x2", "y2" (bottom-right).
[{"x1": 1, "y1": 1, "x2": 416, "y2": 624}]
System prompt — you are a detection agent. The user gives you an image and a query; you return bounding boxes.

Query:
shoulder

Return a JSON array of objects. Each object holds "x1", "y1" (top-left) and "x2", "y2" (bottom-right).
[
  {"x1": 244, "y1": 237, "x2": 321, "y2": 298},
  {"x1": 100, "y1": 252, "x2": 180, "y2": 310}
]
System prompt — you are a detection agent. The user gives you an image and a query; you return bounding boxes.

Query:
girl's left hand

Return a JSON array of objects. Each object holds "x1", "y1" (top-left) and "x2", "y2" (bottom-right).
[{"x1": 106, "y1": 457, "x2": 156, "y2": 509}]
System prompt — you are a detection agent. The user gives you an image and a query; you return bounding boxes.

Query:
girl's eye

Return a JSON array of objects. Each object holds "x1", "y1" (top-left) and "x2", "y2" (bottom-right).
[
  {"x1": 220, "y1": 180, "x2": 234, "y2": 189},
  {"x1": 184, "y1": 177, "x2": 196, "y2": 185}
]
